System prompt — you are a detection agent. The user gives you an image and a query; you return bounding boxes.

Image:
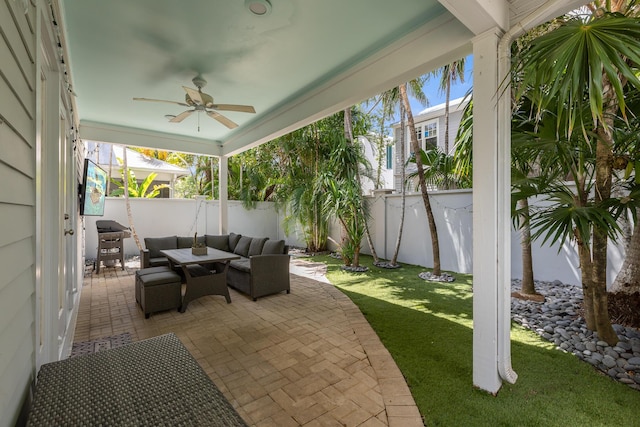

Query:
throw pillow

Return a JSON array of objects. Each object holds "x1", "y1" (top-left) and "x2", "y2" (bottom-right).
[
  {"x1": 248, "y1": 237, "x2": 268, "y2": 256},
  {"x1": 233, "y1": 236, "x2": 252, "y2": 257},
  {"x1": 228, "y1": 232, "x2": 242, "y2": 252},
  {"x1": 205, "y1": 235, "x2": 230, "y2": 251},
  {"x1": 144, "y1": 236, "x2": 177, "y2": 258},
  {"x1": 261, "y1": 239, "x2": 285, "y2": 255}
]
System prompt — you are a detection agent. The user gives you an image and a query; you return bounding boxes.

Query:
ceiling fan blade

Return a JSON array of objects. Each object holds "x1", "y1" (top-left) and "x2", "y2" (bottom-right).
[
  {"x1": 169, "y1": 110, "x2": 194, "y2": 123},
  {"x1": 133, "y1": 97, "x2": 189, "y2": 107},
  {"x1": 182, "y1": 86, "x2": 203, "y2": 105},
  {"x1": 213, "y1": 104, "x2": 256, "y2": 114},
  {"x1": 207, "y1": 110, "x2": 238, "y2": 129}
]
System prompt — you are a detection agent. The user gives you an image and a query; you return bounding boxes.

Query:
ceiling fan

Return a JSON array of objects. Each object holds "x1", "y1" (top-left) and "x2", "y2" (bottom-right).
[{"x1": 133, "y1": 75, "x2": 255, "y2": 130}]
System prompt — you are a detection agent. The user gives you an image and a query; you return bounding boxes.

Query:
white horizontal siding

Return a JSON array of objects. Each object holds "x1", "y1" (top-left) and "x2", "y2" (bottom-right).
[{"x1": 0, "y1": 0, "x2": 36, "y2": 426}]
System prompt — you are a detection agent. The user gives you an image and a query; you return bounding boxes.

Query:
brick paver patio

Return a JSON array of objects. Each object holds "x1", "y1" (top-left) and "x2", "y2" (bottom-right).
[{"x1": 74, "y1": 258, "x2": 423, "y2": 426}]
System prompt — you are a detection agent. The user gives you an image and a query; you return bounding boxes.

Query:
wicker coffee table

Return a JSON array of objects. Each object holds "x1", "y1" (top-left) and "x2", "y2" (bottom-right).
[{"x1": 28, "y1": 333, "x2": 247, "y2": 426}]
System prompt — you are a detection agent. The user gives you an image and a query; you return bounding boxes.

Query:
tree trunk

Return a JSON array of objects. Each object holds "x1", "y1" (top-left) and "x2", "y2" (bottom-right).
[
  {"x1": 589, "y1": 74, "x2": 618, "y2": 345},
  {"x1": 107, "y1": 144, "x2": 113, "y2": 196},
  {"x1": 122, "y1": 147, "x2": 142, "y2": 250},
  {"x1": 576, "y1": 234, "x2": 597, "y2": 331},
  {"x1": 518, "y1": 198, "x2": 537, "y2": 295},
  {"x1": 345, "y1": 107, "x2": 378, "y2": 264},
  {"x1": 391, "y1": 105, "x2": 407, "y2": 266},
  {"x1": 399, "y1": 84, "x2": 441, "y2": 275},
  {"x1": 611, "y1": 207, "x2": 640, "y2": 294},
  {"x1": 444, "y1": 77, "x2": 451, "y2": 154}
]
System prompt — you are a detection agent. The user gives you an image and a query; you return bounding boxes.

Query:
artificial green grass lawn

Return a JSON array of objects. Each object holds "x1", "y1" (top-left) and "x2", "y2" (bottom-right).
[{"x1": 313, "y1": 254, "x2": 640, "y2": 427}]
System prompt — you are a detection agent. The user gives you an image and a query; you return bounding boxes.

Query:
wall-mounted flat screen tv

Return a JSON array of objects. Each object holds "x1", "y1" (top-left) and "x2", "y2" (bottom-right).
[{"x1": 79, "y1": 158, "x2": 107, "y2": 216}]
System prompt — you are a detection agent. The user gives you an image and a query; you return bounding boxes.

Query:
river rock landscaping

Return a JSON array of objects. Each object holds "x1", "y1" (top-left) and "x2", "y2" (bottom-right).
[{"x1": 511, "y1": 279, "x2": 640, "y2": 391}]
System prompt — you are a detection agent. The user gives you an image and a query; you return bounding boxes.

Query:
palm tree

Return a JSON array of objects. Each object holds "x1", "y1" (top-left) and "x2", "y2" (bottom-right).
[
  {"x1": 512, "y1": 2, "x2": 640, "y2": 344},
  {"x1": 122, "y1": 146, "x2": 142, "y2": 250},
  {"x1": 399, "y1": 82, "x2": 442, "y2": 276},
  {"x1": 344, "y1": 106, "x2": 379, "y2": 265},
  {"x1": 431, "y1": 58, "x2": 466, "y2": 154},
  {"x1": 406, "y1": 147, "x2": 472, "y2": 190},
  {"x1": 610, "y1": 95, "x2": 640, "y2": 294},
  {"x1": 374, "y1": 78, "x2": 427, "y2": 267}
]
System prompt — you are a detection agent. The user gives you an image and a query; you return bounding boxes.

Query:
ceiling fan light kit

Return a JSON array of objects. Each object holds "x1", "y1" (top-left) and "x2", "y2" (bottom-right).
[
  {"x1": 133, "y1": 74, "x2": 256, "y2": 130},
  {"x1": 245, "y1": 0, "x2": 272, "y2": 16}
]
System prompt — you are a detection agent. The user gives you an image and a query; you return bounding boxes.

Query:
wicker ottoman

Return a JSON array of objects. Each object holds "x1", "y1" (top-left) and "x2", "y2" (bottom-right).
[
  {"x1": 135, "y1": 266, "x2": 173, "y2": 305},
  {"x1": 138, "y1": 269, "x2": 182, "y2": 318}
]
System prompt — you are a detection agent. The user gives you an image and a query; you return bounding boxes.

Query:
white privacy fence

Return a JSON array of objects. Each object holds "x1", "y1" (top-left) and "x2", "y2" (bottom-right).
[
  {"x1": 361, "y1": 189, "x2": 625, "y2": 286},
  {"x1": 83, "y1": 197, "x2": 306, "y2": 263},
  {"x1": 83, "y1": 192, "x2": 626, "y2": 286}
]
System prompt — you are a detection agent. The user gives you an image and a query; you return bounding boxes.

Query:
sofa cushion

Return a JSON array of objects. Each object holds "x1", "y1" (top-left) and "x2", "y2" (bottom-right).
[
  {"x1": 177, "y1": 236, "x2": 205, "y2": 249},
  {"x1": 144, "y1": 236, "x2": 177, "y2": 259},
  {"x1": 228, "y1": 232, "x2": 242, "y2": 252},
  {"x1": 248, "y1": 237, "x2": 268, "y2": 256},
  {"x1": 230, "y1": 259, "x2": 251, "y2": 273},
  {"x1": 149, "y1": 257, "x2": 170, "y2": 267},
  {"x1": 233, "y1": 236, "x2": 252, "y2": 257},
  {"x1": 205, "y1": 235, "x2": 230, "y2": 251},
  {"x1": 139, "y1": 271, "x2": 182, "y2": 287},
  {"x1": 262, "y1": 239, "x2": 285, "y2": 255}
]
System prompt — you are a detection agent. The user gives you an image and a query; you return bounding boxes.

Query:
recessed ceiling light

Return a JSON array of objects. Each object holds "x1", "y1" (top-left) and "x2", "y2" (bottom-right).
[{"x1": 245, "y1": 0, "x2": 271, "y2": 16}]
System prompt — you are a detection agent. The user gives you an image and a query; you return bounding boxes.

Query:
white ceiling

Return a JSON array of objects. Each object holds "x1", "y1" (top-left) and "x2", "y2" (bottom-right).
[{"x1": 59, "y1": 0, "x2": 585, "y2": 157}]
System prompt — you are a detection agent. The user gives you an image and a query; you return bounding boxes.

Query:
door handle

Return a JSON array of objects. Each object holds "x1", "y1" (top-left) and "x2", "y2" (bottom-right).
[{"x1": 65, "y1": 229, "x2": 74, "y2": 236}]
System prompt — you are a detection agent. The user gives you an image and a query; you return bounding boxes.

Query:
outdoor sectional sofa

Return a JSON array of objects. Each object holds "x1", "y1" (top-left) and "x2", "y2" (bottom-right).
[{"x1": 140, "y1": 232, "x2": 290, "y2": 301}]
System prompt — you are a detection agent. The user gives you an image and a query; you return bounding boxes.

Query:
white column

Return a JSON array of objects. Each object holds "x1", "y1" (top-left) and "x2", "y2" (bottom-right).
[
  {"x1": 472, "y1": 27, "x2": 516, "y2": 394},
  {"x1": 218, "y1": 155, "x2": 228, "y2": 234}
]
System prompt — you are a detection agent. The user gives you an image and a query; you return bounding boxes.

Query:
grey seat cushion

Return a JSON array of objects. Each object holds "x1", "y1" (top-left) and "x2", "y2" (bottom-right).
[
  {"x1": 139, "y1": 271, "x2": 181, "y2": 287},
  {"x1": 136, "y1": 266, "x2": 172, "y2": 277},
  {"x1": 205, "y1": 234, "x2": 230, "y2": 251},
  {"x1": 144, "y1": 236, "x2": 178, "y2": 258},
  {"x1": 233, "y1": 236, "x2": 253, "y2": 257},
  {"x1": 248, "y1": 237, "x2": 268, "y2": 256},
  {"x1": 262, "y1": 239, "x2": 285, "y2": 255},
  {"x1": 185, "y1": 264, "x2": 212, "y2": 277},
  {"x1": 149, "y1": 257, "x2": 170, "y2": 267},
  {"x1": 230, "y1": 259, "x2": 251, "y2": 273}
]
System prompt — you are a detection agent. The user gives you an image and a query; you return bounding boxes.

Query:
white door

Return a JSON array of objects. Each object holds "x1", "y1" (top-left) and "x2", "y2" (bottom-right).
[{"x1": 36, "y1": 11, "x2": 78, "y2": 367}]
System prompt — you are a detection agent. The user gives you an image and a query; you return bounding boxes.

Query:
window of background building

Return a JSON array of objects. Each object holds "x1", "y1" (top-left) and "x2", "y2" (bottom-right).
[{"x1": 406, "y1": 119, "x2": 438, "y2": 157}]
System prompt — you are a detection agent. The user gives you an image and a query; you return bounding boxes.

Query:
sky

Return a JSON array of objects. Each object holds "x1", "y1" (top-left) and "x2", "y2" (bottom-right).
[
  {"x1": 412, "y1": 54, "x2": 473, "y2": 114},
  {"x1": 374, "y1": 54, "x2": 473, "y2": 129}
]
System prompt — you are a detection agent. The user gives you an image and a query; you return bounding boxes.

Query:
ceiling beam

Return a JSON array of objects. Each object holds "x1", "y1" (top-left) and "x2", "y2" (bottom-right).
[
  {"x1": 222, "y1": 12, "x2": 473, "y2": 156},
  {"x1": 438, "y1": 0, "x2": 509, "y2": 34},
  {"x1": 79, "y1": 120, "x2": 223, "y2": 157}
]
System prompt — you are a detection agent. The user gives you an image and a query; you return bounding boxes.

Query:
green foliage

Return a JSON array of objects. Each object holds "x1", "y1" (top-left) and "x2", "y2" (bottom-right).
[
  {"x1": 406, "y1": 147, "x2": 472, "y2": 190},
  {"x1": 513, "y1": 13, "x2": 640, "y2": 138},
  {"x1": 453, "y1": 97, "x2": 473, "y2": 182},
  {"x1": 269, "y1": 108, "x2": 373, "y2": 254},
  {"x1": 109, "y1": 170, "x2": 168, "y2": 198}
]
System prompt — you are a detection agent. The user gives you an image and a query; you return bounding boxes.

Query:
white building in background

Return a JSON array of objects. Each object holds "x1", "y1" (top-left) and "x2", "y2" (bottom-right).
[
  {"x1": 357, "y1": 134, "x2": 395, "y2": 194},
  {"x1": 391, "y1": 97, "x2": 469, "y2": 192}
]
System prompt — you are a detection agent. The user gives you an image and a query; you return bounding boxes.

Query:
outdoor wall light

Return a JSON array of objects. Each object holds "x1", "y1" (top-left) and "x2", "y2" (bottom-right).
[{"x1": 245, "y1": 0, "x2": 272, "y2": 16}]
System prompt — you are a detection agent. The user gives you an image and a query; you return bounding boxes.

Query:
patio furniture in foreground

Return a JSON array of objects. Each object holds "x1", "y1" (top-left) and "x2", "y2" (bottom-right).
[
  {"x1": 161, "y1": 247, "x2": 240, "y2": 312},
  {"x1": 27, "y1": 333, "x2": 248, "y2": 426},
  {"x1": 142, "y1": 233, "x2": 291, "y2": 301},
  {"x1": 135, "y1": 266, "x2": 183, "y2": 318}
]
